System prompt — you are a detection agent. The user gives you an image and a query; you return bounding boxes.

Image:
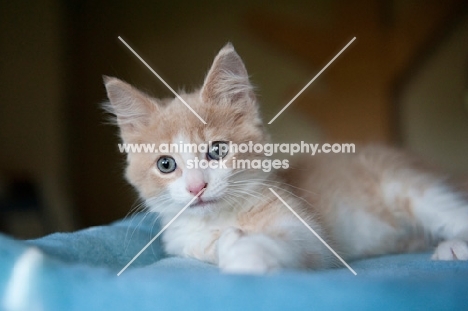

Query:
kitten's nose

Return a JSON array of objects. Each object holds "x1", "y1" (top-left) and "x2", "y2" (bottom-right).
[{"x1": 187, "y1": 182, "x2": 207, "y2": 196}]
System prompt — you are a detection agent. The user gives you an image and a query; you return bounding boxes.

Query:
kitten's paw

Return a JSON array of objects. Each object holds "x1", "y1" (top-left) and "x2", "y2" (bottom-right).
[
  {"x1": 218, "y1": 227, "x2": 245, "y2": 254},
  {"x1": 432, "y1": 239, "x2": 468, "y2": 260},
  {"x1": 218, "y1": 235, "x2": 281, "y2": 274}
]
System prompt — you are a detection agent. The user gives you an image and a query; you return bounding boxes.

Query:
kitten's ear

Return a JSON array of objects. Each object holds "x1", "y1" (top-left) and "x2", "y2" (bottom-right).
[
  {"x1": 103, "y1": 76, "x2": 156, "y2": 133},
  {"x1": 200, "y1": 43, "x2": 255, "y2": 105}
]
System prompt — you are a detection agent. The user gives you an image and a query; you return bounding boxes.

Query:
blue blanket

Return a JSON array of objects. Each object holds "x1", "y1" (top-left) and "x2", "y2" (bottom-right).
[{"x1": 0, "y1": 213, "x2": 467, "y2": 311}]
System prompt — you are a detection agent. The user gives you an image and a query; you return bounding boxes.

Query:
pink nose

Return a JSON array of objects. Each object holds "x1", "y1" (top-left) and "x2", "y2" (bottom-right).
[{"x1": 187, "y1": 182, "x2": 207, "y2": 196}]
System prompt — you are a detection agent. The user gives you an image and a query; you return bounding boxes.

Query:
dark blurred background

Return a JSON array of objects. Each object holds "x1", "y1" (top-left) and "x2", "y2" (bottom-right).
[{"x1": 1, "y1": 0, "x2": 467, "y2": 238}]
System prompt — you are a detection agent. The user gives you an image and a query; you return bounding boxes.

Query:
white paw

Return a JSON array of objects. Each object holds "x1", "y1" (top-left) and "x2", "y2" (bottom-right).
[
  {"x1": 218, "y1": 232, "x2": 281, "y2": 274},
  {"x1": 432, "y1": 239, "x2": 468, "y2": 260},
  {"x1": 218, "y1": 227, "x2": 245, "y2": 255}
]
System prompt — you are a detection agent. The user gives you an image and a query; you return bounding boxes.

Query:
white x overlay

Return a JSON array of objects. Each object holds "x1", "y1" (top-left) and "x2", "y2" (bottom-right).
[
  {"x1": 268, "y1": 37, "x2": 356, "y2": 124},
  {"x1": 116, "y1": 36, "x2": 357, "y2": 276},
  {"x1": 269, "y1": 188, "x2": 357, "y2": 275},
  {"x1": 118, "y1": 36, "x2": 207, "y2": 124},
  {"x1": 117, "y1": 189, "x2": 205, "y2": 276}
]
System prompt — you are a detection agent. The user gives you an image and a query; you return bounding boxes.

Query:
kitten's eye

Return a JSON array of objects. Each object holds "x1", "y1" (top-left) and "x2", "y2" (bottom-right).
[
  {"x1": 207, "y1": 141, "x2": 229, "y2": 160},
  {"x1": 157, "y1": 156, "x2": 177, "y2": 173}
]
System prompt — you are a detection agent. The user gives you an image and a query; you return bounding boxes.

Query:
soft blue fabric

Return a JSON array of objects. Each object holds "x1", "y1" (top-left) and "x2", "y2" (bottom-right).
[{"x1": 0, "y1": 213, "x2": 467, "y2": 311}]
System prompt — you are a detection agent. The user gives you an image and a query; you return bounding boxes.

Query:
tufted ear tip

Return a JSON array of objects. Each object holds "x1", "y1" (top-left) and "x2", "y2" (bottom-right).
[
  {"x1": 102, "y1": 75, "x2": 116, "y2": 85},
  {"x1": 220, "y1": 42, "x2": 235, "y2": 53}
]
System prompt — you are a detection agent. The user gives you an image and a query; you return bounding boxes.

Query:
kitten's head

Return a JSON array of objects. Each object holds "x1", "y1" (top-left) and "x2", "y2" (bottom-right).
[{"x1": 105, "y1": 43, "x2": 269, "y2": 215}]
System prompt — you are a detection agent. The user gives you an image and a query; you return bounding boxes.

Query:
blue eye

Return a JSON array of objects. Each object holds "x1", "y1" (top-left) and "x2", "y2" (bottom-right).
[
  {"x1": 157, "y1": 156, "x2": 176, "y2": 173},
  {"x1": 207, "y1": 141, "x2": 229, "y2": 160}
]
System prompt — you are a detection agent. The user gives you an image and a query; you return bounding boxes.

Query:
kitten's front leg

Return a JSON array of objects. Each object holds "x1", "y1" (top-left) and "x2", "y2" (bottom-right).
[{"x1": 217, "y1": 227, "x2": 298, "y2": 274}]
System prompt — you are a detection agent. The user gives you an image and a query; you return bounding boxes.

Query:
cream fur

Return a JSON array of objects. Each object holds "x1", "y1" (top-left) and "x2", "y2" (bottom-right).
[{"x1": 105, "y1": 44, "x2": 468, "y2": 273}]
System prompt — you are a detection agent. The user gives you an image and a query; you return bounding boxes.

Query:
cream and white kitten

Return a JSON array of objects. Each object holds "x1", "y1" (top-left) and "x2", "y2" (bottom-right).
[{"x1": 104, "y1": 43, "x2": 468, "y2": 273}]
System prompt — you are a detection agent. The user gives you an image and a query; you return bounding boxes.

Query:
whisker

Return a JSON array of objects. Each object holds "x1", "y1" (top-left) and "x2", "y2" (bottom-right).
[
  {"x1": 231, "y1": 179, "x2": 316, "y2": 210},
  {"x1": 234, "y1": 178, "x2": 317, "y2": 195},
  {"x1": 124, "y1": 194, "x2": 172, "y2": 253}
]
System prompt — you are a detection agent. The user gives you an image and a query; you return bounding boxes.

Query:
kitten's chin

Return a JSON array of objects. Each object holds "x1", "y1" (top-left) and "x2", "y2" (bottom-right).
[
  {"x1": 185, "y1": 198, "x2": 233, "y2": 216},
  {"x1": 147, "y1": 197, "x2": 227, "y2": 217},
  {"x1": 189, "y1": 199, "x2": 219, "y2": 208}
]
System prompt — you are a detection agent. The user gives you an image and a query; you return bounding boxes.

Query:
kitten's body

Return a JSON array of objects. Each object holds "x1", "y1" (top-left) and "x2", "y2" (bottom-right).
[
  {"x1": 288, "y1": 145, "x2": 468, "y2": 261},
  {"x1": 105, "y1": 44, "x2": 468, "y2": 273}
]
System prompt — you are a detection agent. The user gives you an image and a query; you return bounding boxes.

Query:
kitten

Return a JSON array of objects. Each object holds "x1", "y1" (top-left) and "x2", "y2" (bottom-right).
[{"x1": 104, "y1": 43, "x2": 468, "y2": 273}]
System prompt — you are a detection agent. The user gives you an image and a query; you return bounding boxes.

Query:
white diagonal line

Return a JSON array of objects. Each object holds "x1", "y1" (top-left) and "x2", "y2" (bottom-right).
[
  {"x1": 118, "y1": 36, "x2": 207, "y2": 125},
  {"x1": 117, "y1": 189, "x2": 205, "y2": 276},
  {"x1": 268, "y1": 37, "x2": 356, "y2": 124},
  {"x1": 269, "y1": 188, "x2": 357, "y2": 275}
]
